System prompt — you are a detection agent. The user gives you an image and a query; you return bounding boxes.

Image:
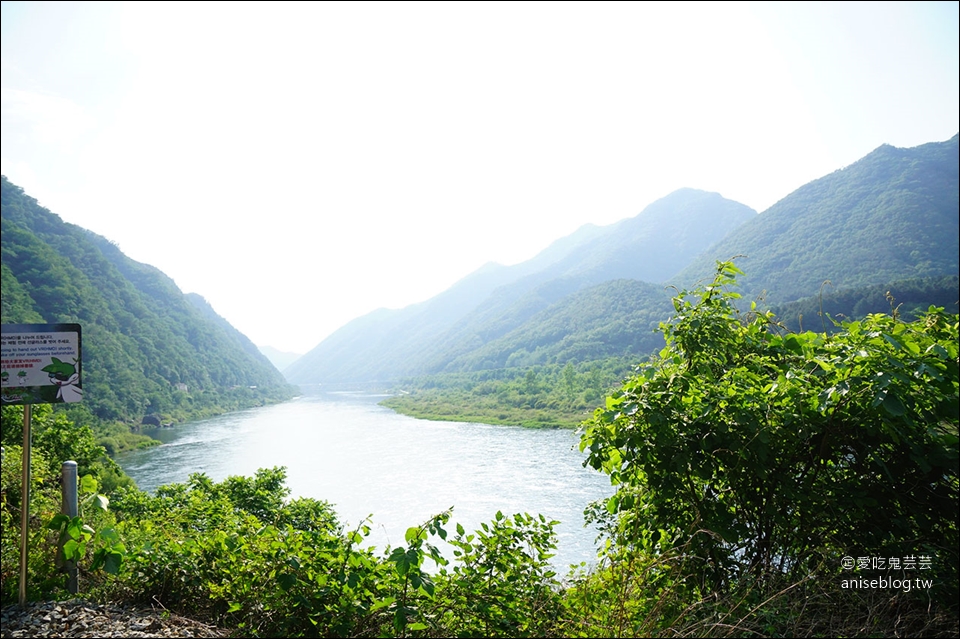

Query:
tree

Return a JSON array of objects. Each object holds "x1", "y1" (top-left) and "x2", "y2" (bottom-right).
[{"x1": 579, "y1": 262, "x2": 958, "y2": 596}]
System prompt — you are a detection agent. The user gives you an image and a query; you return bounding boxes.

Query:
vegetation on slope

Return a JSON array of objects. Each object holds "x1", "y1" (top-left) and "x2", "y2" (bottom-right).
[
  {"x1": 771, "y1": 274, "x2": 959, "y2": 332},
  {"x1": 571, "y1": 264, "x2": 958, "y2": 637},
  {"x1": 286, "y1": 189, "x2": 754, "y2": 384},
  {"x1": 1, "y1": 176, "x2": 297, "y2": 451},
  {"x1": 675, "y1": 135, "x2": 959, "y2": 303},
  {"x1": 382, "y1": 357, "x2": 636, "y2": 428},
  {"x1": 435, "y1": 279, "x2": 673, "y2": 373},
  {"x1": 385, "y1": 274, "x2": 958, "y2": 429},
  {"x1": 3, "y1": 264, "x2": 956, "y2": 637}
]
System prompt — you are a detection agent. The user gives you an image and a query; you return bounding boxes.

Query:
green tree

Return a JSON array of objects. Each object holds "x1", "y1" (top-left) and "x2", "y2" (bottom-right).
[
  {"x1": 1, "y1": 405, "x2": 107, "y2": 478},
  {"x1": 580, "y1": 262, "x2": 959, "y2": 596}
]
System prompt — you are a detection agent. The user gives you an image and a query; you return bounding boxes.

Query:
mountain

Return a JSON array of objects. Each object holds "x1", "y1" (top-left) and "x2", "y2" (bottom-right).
[
  {"x1": 294, "y1": 134, "x2": 958, "y2": 390},
  {"x1": 285, "y1": 188, "x2": 756, "y2": 384},
  {"x1": 1, "y1": 176, "x2": 295, "y2": 424},
  {"x1": 412, "y1": 189, "x2": 756, "y2": 373},
  {"x1": 471, "y1": 135, "x2": 960, "y2": 374},
  {"x1": 436, "y1": 279, "x2": 676, "y2": 372},
  {"x1": 259, "y1": 345, "x2": 303, "y2": 371},
  {"x1": 673, "y1": 134, "x2": 960, "y2": 303},
  {"x1": 373, "y1": 136, "x2": 959, "y2": 429},
  {"x1": 466, "y1": 135, "x2": 960, "y2": 375},
  {"x1": 769, "y1": 274, "x2": 959, "y2": 333}
]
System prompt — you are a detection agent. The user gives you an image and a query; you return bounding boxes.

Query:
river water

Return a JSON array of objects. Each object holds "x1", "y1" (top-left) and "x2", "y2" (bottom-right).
[{"x1": 116, "y1": 392, "x2": 614, "y2": 571}]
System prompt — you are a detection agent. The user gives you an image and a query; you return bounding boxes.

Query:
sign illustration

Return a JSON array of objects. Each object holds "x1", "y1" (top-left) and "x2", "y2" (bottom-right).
[{"x1": 1, "y1": 324, "x2": 82, "y2": 405}]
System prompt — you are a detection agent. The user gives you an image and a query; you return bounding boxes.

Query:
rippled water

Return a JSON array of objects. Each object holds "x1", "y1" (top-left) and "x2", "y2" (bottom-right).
[{"x1": 116, "y1": 392, "x2": 614, "y2": 570}]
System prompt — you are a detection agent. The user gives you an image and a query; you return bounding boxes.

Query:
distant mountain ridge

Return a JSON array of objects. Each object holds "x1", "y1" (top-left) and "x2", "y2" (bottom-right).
[
  {"x1": 673, "y1": 134, "x2": 960, "y2": 302},
  {"x1": 285, "y1": 188, "x2": 757, "y2": 383},
  {"x1": 437, "y1": 279, "x2": 676, "y2": 372},
  {"x1": 1, "y1": 175, "x2": 294, "y2": 424},
  {"x1": 288, "y1": 135, "x2": 959, "y2": 387},
  {"x1": 258, "y1": 345, "x2": 303, "y2": 371}
]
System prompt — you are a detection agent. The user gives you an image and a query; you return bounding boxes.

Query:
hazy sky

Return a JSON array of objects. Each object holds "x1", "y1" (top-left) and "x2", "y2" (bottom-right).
[{"x1": 2, "y1": 1, "x2": 958, "y2": 354}]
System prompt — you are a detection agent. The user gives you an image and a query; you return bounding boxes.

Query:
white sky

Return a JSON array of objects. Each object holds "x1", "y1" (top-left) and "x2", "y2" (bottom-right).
[{"x1": 2, "y1": 1, "x2": 958, "y2": 354}]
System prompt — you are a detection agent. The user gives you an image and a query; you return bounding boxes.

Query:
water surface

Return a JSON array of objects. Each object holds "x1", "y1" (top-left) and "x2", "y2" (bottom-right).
[{"x1": 117, "y1": 392, "x2": 613, "y2": 570}]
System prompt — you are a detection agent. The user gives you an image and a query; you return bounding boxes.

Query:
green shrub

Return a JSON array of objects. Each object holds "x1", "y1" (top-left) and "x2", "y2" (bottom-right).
[{"x1": 579, "y1": 261, "x2": 958, "y2": 608}]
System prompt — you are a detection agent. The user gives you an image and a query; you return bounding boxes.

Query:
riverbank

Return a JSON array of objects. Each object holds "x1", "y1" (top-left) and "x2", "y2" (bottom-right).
[
  {"x1": 380, "y1": 393, "x2": 590, "y2": 428},
  {"x1": 75, "y1": 384, "x2": 301, "y2": 457},
  {"x1": 377, "y1": 359, "x2": 632, "y2": 429}
]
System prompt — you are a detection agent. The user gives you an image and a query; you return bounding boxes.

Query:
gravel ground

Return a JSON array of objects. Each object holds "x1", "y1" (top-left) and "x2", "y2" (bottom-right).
[{"x1": 1, "y1": 600, "x2": 231, "y2": 638}]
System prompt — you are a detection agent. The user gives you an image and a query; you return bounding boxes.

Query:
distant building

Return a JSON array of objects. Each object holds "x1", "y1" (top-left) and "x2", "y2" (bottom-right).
[{"x1": 175, "y1": 383, "x2": 188, "y2": 392}]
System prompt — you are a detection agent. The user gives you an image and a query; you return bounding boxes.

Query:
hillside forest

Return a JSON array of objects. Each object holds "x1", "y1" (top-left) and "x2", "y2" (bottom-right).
[
  {"x1": 1, "y1": 134, "x2": 958, "y2": 637},
  {"x1": 2, "y1": 175, "x2": 297, "y2": 457}
]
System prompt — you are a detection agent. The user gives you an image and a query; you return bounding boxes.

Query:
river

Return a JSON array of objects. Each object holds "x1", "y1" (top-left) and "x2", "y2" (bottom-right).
[{"x1": 116, "y1": 391, "x2": 614, "y2": 572}]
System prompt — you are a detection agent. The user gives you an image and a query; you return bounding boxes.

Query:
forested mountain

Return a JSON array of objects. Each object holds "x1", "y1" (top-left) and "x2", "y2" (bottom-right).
[
  {"x1": 6, "y1": 132, "x2": 954, "y2": 427},
  {"x1": 674, "y1": 134, "x2": 959, "y2": 303},
  {"x1": 436, "y1": 279, "x2": 675, "y2": 372},
  {"x1": 769, "y1": 274, "x2": 959, "y2": 333},
  {"x1": 1, "y1": 176, "x2": 294, "y2": 426},
  {"x1": 282, "y1": 223, "x2": 635, "y2": 385},
  {"x1": 285, "y1": 188, "x2": 755, "y2": 383},
  {"x1": 292, "y1": 134, "x2": 959, "y2": 394},
  {"x1": 462, "y1": 136, "x2": 960, "y2": 375}
]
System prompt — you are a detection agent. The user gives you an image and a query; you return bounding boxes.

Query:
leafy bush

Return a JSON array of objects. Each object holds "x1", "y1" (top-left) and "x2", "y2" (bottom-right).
[
  {"x1": 0, "y1": 442, "x2": 62, "y2": 601},
  {"x1": 431, "y1": 511, "x2": 562, "y2": 637},
  {"x1": 1, "y1": 405, "x2": 125, "y2": 601},
  {"x1": 107, "y1": 471, "x2": 566, "y2": 637},
  {"x1": 580, "y1": 261, "x2": 958, "y2": 602},
  {"x1": 5, "y1": 263, "x2": 956, "y2": 637}
]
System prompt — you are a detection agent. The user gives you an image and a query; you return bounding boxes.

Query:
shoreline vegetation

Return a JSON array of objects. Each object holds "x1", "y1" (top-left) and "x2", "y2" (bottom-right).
[
  {"x1": 380, "y1": 358, "x2": 635, "y2": 430},
  {"x1": 73, "y1": 384, "x2": 299, "y2": 457},
  {"x1": 2, "y1": 175, "x2": 300, "y2": 460},
  {"x1": 1, "y1": 266, "x2": 957, "y2": 637},
  {"x1": 380, "y1": 394, "x2": 589, "y2": 429},
  {"x1": 378, "y1": 272, "x2": 960, "y2": 431}
]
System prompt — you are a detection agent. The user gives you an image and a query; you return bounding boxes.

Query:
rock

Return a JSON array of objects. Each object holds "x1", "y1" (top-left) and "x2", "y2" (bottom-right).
[{"x1": 0, "y1": 600, "x2": 229, "y2": 638}]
